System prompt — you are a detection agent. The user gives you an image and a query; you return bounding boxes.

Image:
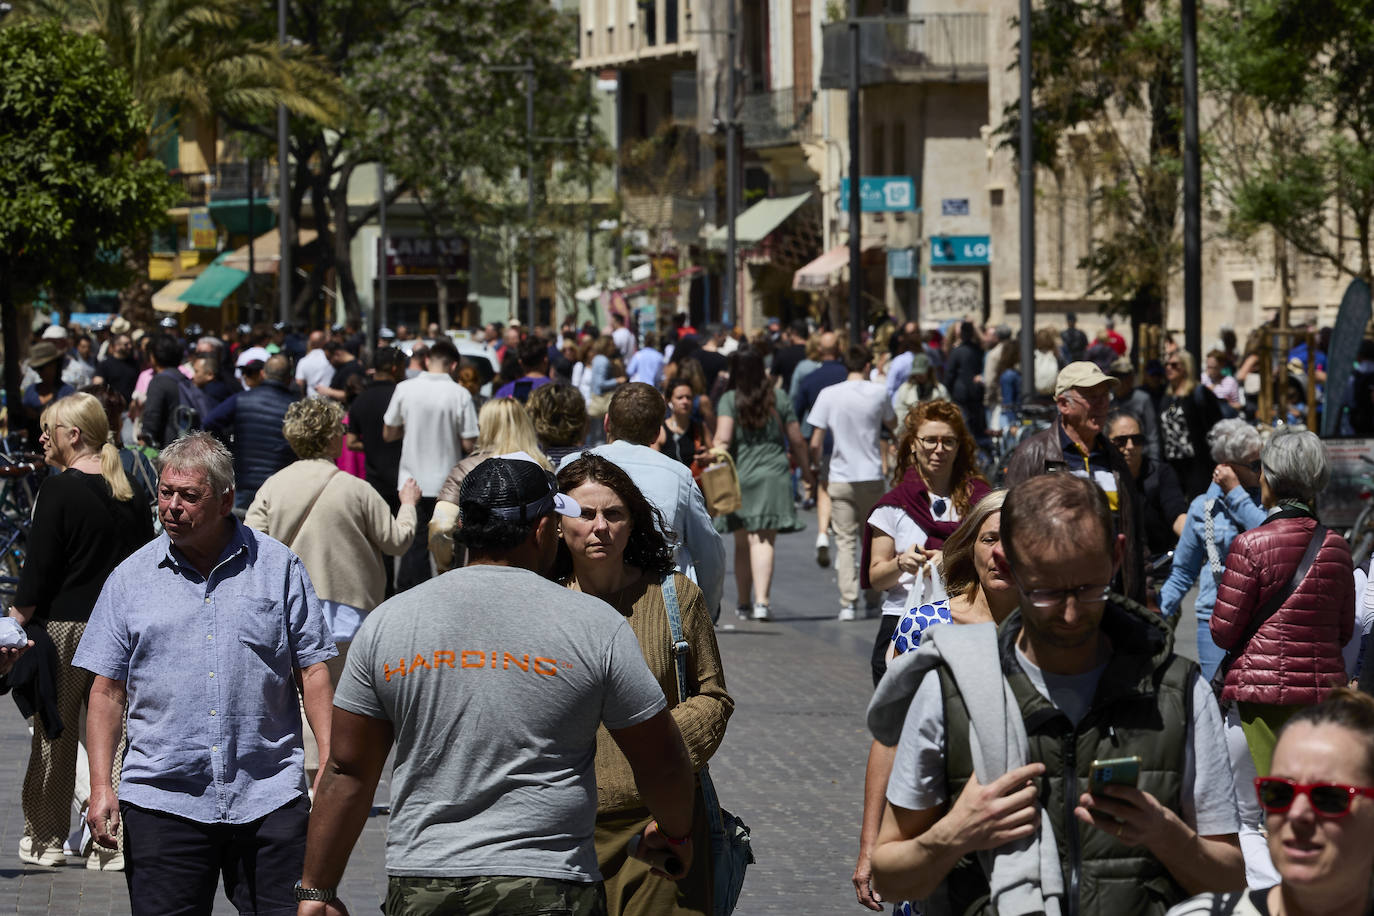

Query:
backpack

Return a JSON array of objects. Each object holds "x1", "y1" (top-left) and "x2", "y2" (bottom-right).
[
  {"x1": 172, "y1": 373, "x2": 213, "y2": 438},
  {"x1": 1033, "y1": 350, "x2": 1059, "y2": 395}
]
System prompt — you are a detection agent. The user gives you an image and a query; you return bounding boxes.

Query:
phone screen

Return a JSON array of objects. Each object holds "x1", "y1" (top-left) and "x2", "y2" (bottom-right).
[{"x1": 1089, "y1": 756, "x2": 1141, "y2": 792}]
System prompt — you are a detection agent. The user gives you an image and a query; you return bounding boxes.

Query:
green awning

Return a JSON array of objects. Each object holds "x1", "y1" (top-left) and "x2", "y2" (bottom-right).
[
  {"x1": 178, "y1": 264, "x2": 249, "y2": 308},
  {"x1": 207, "y1": 199, "x2": 277, "y2": 236},
  {"x1": 707, "y1": 192, "x2": 813, "y2": 250}
]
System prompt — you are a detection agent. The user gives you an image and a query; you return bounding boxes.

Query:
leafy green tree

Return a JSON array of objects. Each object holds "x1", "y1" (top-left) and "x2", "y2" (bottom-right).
[
  {"x1": 1204, "y1": 0, "x2": 1374, "y2": 285},
  {"x1": 1001, "y1": 0, "x2": 1183, "y2": 329},
  {"x1": 0, "y1": 20, "x2": 175, "y2": 427}
]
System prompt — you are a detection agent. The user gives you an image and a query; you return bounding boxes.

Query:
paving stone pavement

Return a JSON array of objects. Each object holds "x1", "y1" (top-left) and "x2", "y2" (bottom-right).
[{"x1": 0, "y1": 505, "x2": 1199, "y2": 915}]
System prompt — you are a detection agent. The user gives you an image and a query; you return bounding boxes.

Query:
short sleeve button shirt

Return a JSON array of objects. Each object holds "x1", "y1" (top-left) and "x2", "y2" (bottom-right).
[{"x1": 73, "y1": 520, "x2": 336, "y2": 824}]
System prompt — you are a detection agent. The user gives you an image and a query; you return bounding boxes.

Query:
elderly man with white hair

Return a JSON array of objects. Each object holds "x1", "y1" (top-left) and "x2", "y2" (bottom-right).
[{"x1": 1159, "y1": 418, "x2": 1268, "y2": 683}]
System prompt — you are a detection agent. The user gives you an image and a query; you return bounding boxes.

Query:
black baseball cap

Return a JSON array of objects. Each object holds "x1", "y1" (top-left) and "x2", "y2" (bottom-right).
[{"x1": 459, "y1": 453, "x2": 581, "y2": 525}]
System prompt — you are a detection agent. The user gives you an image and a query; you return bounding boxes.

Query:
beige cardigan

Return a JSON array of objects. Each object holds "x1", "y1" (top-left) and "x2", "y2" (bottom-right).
[{"x1": 246, "y1": 458, "x2": 417, "y2": 611}]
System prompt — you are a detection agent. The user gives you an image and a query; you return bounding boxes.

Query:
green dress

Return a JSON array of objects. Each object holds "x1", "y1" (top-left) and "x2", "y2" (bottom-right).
[{"x1": 713, "y1": 388, "x2": 804, "y2": 534}]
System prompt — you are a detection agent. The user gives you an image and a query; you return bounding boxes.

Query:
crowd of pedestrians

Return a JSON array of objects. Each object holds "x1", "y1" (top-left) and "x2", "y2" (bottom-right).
[{"x1": 0, "y1": 306, "x2": 1373, "y2": 916}]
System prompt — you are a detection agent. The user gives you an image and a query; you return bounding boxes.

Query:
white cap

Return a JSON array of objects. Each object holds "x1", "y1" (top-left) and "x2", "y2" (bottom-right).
[{"x1": 41, "y1": 325, "x2": 68, "y2": 340}]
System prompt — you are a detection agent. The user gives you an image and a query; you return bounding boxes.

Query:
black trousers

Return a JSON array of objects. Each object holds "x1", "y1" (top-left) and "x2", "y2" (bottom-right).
[
  {"x1": 871, "y1": 614, "x2": 899, "y2": 687},
  {"x1": 122, "y1": 797, "x2": 308, "y2": 916},
  {"x1": 396, "y1": 496, "x2": 437, "y2": 593}
]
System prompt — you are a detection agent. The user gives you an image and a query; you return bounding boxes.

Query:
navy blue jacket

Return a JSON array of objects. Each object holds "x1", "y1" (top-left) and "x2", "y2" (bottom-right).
[{"x1": 231, "y1": 381, "x2": 298, "y2": 501}]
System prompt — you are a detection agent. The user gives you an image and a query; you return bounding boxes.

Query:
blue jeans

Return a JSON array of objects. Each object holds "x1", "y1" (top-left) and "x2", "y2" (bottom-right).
[{"x1": 1196, "y1": 616, "x2": 1226, "y2": 683}]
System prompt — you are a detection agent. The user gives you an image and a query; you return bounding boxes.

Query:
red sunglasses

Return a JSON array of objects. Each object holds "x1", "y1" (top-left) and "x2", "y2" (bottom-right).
[{"x1": 1255, "y1": 776, "x2": 1374, "y2": 818}]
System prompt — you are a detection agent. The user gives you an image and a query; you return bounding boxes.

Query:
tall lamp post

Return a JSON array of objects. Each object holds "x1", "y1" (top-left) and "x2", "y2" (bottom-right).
[
  {"x1": 847, "y1": 0, "x2": 863, "y2": 344},
  {"x1": 1182, "y1": 0, "x2": 1202, "y2": 365},
  {"x1": 1017, "y1": 0, "x2": 1036, "y2": 403},
  {"x1": 276, "y1": 0, "x2": 291, "y2": 325}
]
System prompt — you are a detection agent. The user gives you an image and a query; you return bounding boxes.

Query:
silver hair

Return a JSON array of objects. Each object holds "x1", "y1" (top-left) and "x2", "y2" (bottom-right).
[
  {"x1": 158, "y1": 431, "x2": 235, "y2": 495},
  {"x1": 1207, "y1": 418, "x2": 1261, "y2": 465},
  {"x1": 1260, "y1": 426, "x2": 1329, "y2": 503}
]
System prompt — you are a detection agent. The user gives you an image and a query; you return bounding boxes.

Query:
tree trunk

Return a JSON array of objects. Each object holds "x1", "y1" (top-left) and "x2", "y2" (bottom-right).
[
  {"x1": 1, "y1": 267, "x2": 23, "y2": 441},
  {"x1": 118, "y1": 242, "x2": 156, "y2": 327}
]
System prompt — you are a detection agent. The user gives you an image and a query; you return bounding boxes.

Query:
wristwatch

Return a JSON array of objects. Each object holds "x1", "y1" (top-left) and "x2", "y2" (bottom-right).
[{"x1": 293, "y1": 881, "x2": 336, "y2": 903}]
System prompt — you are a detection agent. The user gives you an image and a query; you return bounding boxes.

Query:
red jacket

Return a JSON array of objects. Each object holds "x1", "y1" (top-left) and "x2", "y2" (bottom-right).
[{"x1": 1211, "y1": 515, "x2": 1354, "y2": 705}]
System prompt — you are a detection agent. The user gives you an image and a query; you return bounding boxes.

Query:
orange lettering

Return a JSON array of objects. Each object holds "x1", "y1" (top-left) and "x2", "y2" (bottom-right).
[
  {"x1": 434, "y1": 650, "x2": 456, "y2": 669},
  {"x1": 411, "y1": 653, "x2": 432, "y2": 672},
  {"x1": 491, "y1": 650, "x2": 499, "y2": 668},
  {"x1": 461, "y1": 650, "x2": 485, "y2": 669},
  {"x1": 384, "y1": 657, "x2": 408, "y2": 682},
  {"x1": 503, "y1": 652, "x2": 529, "y2": 672},
  {"x1": 533, "y1": 656, "x2": 558, "y2": 677}
]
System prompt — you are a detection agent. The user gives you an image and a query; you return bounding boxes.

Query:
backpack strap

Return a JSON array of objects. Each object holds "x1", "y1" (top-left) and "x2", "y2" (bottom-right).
[
  {"x1": 661, "y1": 572, "x2": 691, "y2": 703},
  {"x1": 1203, "y1": 498, "x2": 1223, "y2": 576}
]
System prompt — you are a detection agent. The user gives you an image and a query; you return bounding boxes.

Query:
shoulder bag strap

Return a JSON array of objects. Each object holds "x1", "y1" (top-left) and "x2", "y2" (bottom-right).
[
  {"x1": 1203, "y1": 498, "x2": 1223, "y2": 576},
  {"x1": 661, "y1": 572, "x2": 691, "y2": 703},
  {"x1": 283, "y1": 469, "x2": 342, "y2": 550},
  {"x1": 1211, "y1": 524, "x2": 1327, "y2": 699}
]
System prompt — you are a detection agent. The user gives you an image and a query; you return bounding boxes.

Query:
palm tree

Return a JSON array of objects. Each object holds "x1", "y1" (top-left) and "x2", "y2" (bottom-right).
[{"x1": 6, "y1": 0, "x2": 342, "y2": 320}]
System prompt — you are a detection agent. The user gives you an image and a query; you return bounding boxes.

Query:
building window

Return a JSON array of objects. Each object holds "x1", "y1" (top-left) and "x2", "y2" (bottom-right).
[
  {"x1": 871, "y1": 123, "x2": 886, "y2": 175},
  {"x1": 892, "y1": 120, "x2": 906, "y2": 176}
]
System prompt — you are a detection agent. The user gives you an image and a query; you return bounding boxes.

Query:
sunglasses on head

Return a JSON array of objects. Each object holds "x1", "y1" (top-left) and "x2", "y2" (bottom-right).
[
  {"x1": 1255, "y1": 776, "x2": 1374, "y2": 818},
  {"x1": 1110, "y1": 434, "x2": 1145, "y2": 448}
]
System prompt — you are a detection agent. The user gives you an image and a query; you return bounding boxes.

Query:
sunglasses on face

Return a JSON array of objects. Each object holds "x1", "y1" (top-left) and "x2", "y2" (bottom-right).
[
  {"x1": 1255, "y1": 776, "x2": 1374, "y2": 818},
  {"x1": 1110, "y1": 434, "x2": 1145, "y2": 448}
]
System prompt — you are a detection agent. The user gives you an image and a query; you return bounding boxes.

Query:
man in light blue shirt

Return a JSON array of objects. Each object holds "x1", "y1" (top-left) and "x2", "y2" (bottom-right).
[
  {"x1": 75, "y1": 432, "x2": 336, "y2": 915},
  {"x1": 625, "y1": 331, "x2": 665, "y2": 387},
  {"x1": 559, "y1": 383, "x2": 725, "y2": 615}
]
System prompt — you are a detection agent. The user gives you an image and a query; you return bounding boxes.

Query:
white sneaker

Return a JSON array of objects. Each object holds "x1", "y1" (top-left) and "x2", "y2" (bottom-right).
[
  {"x1": 19, "y1": 835, "x2": 66, "y2": 867},
  {"x1": 838, "y1": 606, "x2": 859, "y2": 621},
  {"x1": 815, "y1": 533, "x2": 830, "y2": 568},
  {"x1": 751, "y1": 603, "x2": 771, "y2": 621},
  {"x1": 86, "y1": 845, "x2": 124, "y2": 871}
]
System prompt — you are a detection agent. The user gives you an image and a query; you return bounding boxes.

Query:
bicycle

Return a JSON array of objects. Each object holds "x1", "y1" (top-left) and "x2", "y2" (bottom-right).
[{"x1": 1344, "y1": 455, "x2": 1374, "y2": 570}]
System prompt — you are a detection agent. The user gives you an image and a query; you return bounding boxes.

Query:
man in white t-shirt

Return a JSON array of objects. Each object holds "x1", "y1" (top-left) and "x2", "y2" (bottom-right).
[
  {"x1": 383, "y1": 339, "x2": 478, "y2": 591},
  {"x1": 295, "y1": 330, "x2": 334, "y2": 397},
  {"x1": 868, "y1": 473, "x2": 1243, "y2": 913},
  {"x1": 611, "y1": 311, "x2": 637, "y2": 362},
  {"x1": 807, "y1": 344, "x2": 896, "y2": 620}
]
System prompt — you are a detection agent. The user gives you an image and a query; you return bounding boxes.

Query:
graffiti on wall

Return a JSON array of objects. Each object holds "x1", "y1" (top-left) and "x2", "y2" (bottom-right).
[{"x1": 925, "y1": 271, "x2": 983, "y2": 321}]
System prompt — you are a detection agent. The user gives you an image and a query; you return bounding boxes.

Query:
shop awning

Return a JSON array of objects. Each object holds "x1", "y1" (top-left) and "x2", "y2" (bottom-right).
[
  {"x1": 152, "y1": 279, "x2": 196, "y2": 313},
  {"x1": 219, "y1": 228, "x2": 319, "y2": 275},
  {"x1": 178, "y1": 264, "x2": 249, "y2": 308},
  {"x1": 792, "y1": 240, "x2": 884, "y2": 291},
  {"x1": 706, "y1": 192, "x2": 813, "y2": 250}
]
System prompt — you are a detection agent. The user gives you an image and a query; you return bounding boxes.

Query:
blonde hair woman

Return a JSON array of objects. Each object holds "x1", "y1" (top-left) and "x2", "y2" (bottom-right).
[
  {"x1": 429, "y1": 397, "x2": 552, "y2": 572},
  {"x1": 9, "y1": 392, "x2": 155, "y2": 869},
  {"x1": 1161, "y1": 349, "x2": 1225, "y2": 498}
]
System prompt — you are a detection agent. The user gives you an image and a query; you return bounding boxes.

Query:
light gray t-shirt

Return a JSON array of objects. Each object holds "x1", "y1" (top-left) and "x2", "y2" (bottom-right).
[
  {"x1": 334, "y1": 564, "x2": 667, "y2": 881},
  {"x1": 887, "y1": 648, "x2": 1240, "y2": 838},
  {"x1": 381, "y1": 372, "x2": 479, "y2": 496}
]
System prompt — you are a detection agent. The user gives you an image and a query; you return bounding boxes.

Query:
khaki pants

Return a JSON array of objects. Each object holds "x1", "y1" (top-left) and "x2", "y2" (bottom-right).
[{"x1": 829, "y1": 479, "x2": 887, "y2": 609}]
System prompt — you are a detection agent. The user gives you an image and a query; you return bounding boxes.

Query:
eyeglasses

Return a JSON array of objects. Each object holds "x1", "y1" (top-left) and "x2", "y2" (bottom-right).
[
  {"x1": 1255, "y1": 776, "x2": 1374, "y2": 818},
  {"x1": 1164, "y1": 361, "x2": 1183, "y2": 369},
  {"x1": 1110, "y1": 434, "x2": 1145, "y2": 449},
  {"x1": 917, "y1": 435, "x2": 960, "y2": 452},
  {"x1": 39, "y1": 423, "x2": 67, "y2": 438},
  {"x1": 1243, "y1": 460, "x2": 1262, "y2": 474},
  {"x1": 1008, "y1": 565, "x2": 1111, "y2": 609}
]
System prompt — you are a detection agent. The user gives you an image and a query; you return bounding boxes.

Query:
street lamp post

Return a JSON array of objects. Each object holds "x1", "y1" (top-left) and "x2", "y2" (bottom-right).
[
  {"x1": 1182, "y1": 0, "x2": 1202, "y2": 366},
  {"x1": 724, "y1": 0, "x2": 738, "y2": 328},
  {"x1": 1018, "y1": 0, "x2": 1036, "y2": 404},
  {"x1": 276, "y1": 0, "x2": 291, "y2": 325},
  {"x1": 847, "y1": 0, "x2": 862, "y2": 344}
]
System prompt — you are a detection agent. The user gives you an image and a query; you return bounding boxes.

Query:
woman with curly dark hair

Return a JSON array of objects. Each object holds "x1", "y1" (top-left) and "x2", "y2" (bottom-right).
[
  {"x1": 860, "y1": 399, "x2": 991, "y2": 685},
  {"x1": 555, "y1": 454, "x2": 733, "y2": 916}
]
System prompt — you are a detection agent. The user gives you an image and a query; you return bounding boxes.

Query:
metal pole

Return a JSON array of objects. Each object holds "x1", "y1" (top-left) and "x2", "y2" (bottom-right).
[
  {"x1": 1018, "y1": 0, "x2": 1036, "y2": 404},
  {"x1": 847, "y1": 0, "x2": 862, "y2": 343},
  {"x1": 276, "y1": 0, "x2": 290, "y2": 325},
  {"x1": 1182, "y1": 0, "x2": 1202, "y2": 366},
  {"x1": 378, "y1": 162, "x2": 388, "y2": 336},
  {"x1": 247, "y1": 159, "x2": 256, "y2": 321},
  {"x1": 526, "y1": 57, "x2": 537, "y2": 330},
  {"x1": 724, "y1": 0, "x2": 738, "y2": 327}
]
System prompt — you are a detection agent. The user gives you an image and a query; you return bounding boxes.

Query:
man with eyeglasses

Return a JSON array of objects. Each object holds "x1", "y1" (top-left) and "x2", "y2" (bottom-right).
[
  {"x1": 868, "y1": 473, "x2": 1243, "y2": 915},
  {"x1": 1005, "y1": 361, "x2": 1147, "y2": 603}
]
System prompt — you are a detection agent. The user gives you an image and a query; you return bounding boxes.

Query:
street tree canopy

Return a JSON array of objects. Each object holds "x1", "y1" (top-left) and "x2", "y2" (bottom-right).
[{"x1": 0, "y1": 19, "x2": 175, "y2": 418}]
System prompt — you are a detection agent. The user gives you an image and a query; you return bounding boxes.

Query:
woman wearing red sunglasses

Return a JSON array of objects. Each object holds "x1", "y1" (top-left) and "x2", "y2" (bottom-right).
[{"x1": 1167, "y1": 688, "x2": 1374, "y2": 916}]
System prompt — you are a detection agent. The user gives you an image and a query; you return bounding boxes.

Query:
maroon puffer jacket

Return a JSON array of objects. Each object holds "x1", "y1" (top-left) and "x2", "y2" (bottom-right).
[{"x1": 1211, "y1": 516, "x2": 1354, "y2": 705}]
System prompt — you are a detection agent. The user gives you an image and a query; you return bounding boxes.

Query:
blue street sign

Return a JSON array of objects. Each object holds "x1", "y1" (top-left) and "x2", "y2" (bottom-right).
[
  {"x1": 930, "y1": 235, "x2": 991, "y2": 266},
  {"x1": 838, "y1": 176, "x2": 917, "y2": 212},
  {"x1": 888, "y1": 248, "x2": 917, "y2": 279}
]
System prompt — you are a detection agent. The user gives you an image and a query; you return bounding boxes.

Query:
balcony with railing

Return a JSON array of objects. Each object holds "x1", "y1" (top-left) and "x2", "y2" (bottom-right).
[
  {"x1": 741, "y1": 87, "x2": 815, "y2": 149},
  {"x1": 819, "y1": 13, "x2": 988, "y2": 89}
]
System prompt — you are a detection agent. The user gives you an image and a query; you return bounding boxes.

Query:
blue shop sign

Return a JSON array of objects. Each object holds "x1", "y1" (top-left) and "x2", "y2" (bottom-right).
[
  {"x1": 888, "y1": 248, "x2": 917, "y2": 279},
  {"x1": 838, "y1": 176, "x2": 917, "y2": 212},
  {"x1": 930, "y1": 235, "x2": 991, "y2": 266}
]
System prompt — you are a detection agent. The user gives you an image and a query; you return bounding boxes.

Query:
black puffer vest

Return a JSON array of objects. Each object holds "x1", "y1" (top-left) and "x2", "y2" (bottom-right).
[{"x1": 938, "y1": 598, "x2": 1195, "y2": 916}]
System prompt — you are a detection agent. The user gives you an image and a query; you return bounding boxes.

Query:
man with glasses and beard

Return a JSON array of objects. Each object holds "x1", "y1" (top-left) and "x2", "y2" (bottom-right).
[
  {"x1": 1005, "y1": 361, "x2": 1147, "y2": 603},
  {"x1": 867, "y1": 473, "x2": 1243, "y2": 916}
]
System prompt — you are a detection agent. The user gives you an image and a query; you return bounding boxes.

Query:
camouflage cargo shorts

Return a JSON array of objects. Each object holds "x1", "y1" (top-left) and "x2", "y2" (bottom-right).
[{"x1": 384, "y1": 874, "x2": 608, "y2": 915}]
